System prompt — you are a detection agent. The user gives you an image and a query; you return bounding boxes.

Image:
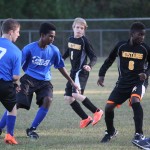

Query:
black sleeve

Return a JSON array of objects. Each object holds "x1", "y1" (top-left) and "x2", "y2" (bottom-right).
[
  {"x1": 98, "y1": 43, "x2": 119, "y2": 76},
  {"x1": 62, "y1": 48, "x2": 69, "y2": 60},
  {"x1": 145, "y1": 47, "x2": 150, "y2": 77},
  {"x1": 62, "y1": 38, "x2": 70, "y2": 60},
  {"x1": 84, "y1": 37, "x2": 97, "y2": 68}
]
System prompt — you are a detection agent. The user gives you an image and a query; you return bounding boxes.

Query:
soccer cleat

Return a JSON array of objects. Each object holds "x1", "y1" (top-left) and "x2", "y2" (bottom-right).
[
  {"x1": 4, "y1": 134, "x2": 18, "y2": 145},
  {"x1": 26, "y1": 128, "x2": 39, "y2": 139},
  {"x1": 101, "y1": 130, "x2": 118, "y2": 143},
  {"x1": 132, "y1": 133, "x2": 145, "y2": 146},
  {"x1": 80, "y1": 116, "x2": 93, "y2": 128},
  {"x1": 92, "y1": 110, "x2": 103, "y2": 126},
  {"x1": 132, "y1": 138, "x2": 150, "y2": 150}
]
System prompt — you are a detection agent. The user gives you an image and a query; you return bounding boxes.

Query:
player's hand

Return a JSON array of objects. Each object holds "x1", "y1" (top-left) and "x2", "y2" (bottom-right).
[
  {"x1": 71, "y1": 82, "x2": 80, "y2": 93},
  {"x1": 138, "y1": 73, "x2": 147, "y2": 81},
  {"x1": 83, "y1": 65, "x2": 91, "y2": 72},
  {"x1": 97, "y1": 76, "x2": 105, "y2": 87},
  {"x1": 14, "y1": 83, "x2": 21, "y2": 93}
]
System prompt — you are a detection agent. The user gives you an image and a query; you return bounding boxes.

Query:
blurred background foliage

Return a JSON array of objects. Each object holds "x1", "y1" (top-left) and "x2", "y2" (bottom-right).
[{"x1": 0, "y1": 0, "x2": 150, "y2": 19}]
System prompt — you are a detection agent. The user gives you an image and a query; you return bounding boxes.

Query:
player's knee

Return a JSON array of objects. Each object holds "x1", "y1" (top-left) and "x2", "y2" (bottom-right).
[
  {"x1": 105, "y1": 103, "x2": 115, "y2": 112},
  {"x1": 42, "y1": 97, "x2": 52, "y2": 108},
  {"x1": 130, "y1": 96, "x2": 140, "y2": 104},
  {"x1": 64, "y1": 96, "x2": 75, "y2": 104},
  {"x1": 72, "y1": 93, "x2": 86, "y2": 101}
]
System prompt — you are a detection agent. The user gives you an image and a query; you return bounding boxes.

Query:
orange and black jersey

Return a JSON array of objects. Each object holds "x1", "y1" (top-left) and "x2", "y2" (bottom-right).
[
  {"x1": 63, "y1": 36, "x2": 97, "y2": 72},
  {"x1": 99, "y1": 40, "x2": 150, "y2": 88}
]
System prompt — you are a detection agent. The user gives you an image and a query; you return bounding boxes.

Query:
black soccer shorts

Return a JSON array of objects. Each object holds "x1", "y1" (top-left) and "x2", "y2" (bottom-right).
[
  {"x1": 17, "y1": 74, "x2": 53, "y2": 110},
  {"x1": 64, "y1": 69, "x2": 89, "y2": 96},
  {"x1": 0, "y1": 79, "x2": 16, "y2": 112}
]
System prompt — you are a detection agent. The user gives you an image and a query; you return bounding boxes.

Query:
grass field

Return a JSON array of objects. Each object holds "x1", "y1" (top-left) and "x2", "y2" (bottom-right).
[{"x1": 0, "y1": 58, "x2": 150, "y2": 150}]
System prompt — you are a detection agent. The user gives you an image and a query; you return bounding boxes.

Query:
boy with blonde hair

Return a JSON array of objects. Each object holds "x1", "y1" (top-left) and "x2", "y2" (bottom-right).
[{"x1": 63, "y1": 17, "x2": 103, "y2": 128}]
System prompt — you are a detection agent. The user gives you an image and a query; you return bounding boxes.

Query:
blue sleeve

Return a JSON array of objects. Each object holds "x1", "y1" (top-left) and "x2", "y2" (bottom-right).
[
  {"x1": 22, "y1": 46, "x2": 31, "y2": 72},
  {"x1": 12, "y1": 50, "x2": 22, "y2": 76},
  {"x1": 53, "y1": 49, "x2": 65, "y2": 69}
]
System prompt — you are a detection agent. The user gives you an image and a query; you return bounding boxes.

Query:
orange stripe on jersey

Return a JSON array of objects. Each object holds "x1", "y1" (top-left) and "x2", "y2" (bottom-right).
[{"x1": 107, "y1": 100, "x2": 121, "y2": 108}]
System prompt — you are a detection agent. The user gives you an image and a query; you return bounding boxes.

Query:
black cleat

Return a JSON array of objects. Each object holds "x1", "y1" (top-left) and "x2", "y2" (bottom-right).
[
  {"x1": 26, "y1": 128, "x2": 39, "y2": 139},
  {"x1": 101, "y1": 130, "x2": 118, "y2": 143}
]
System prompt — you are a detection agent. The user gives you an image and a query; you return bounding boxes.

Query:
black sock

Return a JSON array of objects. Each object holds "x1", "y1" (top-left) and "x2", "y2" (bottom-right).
[
  {"x1": 105, "y1": 110, "x2": 115, "y2": 134},
  {"x1": 132, "y1": 102, "x2": 143, "y2": 134},
  {"x1": 82, "y1": 97, "x2": 99, "y2": 113},
  {"x1": 70, "y1": 100, "x2": 88, "y2": 119}
]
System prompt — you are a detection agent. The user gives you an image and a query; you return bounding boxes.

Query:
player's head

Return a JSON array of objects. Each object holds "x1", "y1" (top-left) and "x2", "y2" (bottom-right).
[
  {"x1": 1, "y1": 18, "x2": 20, "y2": 42},
  {"x1": 39, "y1": 22, "x2": 56, "y2": 45},
  {"x1": 130, "y1": 22, "x2": 146, "y2": 45},
  {"x1": 72, "y1": 17, "x2": 88, "y2": 38}
]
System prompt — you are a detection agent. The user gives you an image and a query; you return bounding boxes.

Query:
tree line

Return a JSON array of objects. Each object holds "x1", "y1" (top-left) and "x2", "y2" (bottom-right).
[{"x1": 0, "y1": 0, "x2": 150, "y2": 19}]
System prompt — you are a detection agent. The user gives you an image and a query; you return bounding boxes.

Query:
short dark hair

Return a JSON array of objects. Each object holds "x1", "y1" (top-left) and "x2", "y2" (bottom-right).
[
  {"x1": 1, "y1": 18, "x2": 20, "y2": 34},
  {"x1": 130, "y1": 22, "x2": 146, "y2": 32},
  {"x1": 39, "y1": 22, "x2": 56, "y2": 35}
]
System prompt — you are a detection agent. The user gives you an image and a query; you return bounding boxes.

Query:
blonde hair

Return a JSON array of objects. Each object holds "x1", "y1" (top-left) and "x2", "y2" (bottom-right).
[{"x1": 72, "y1": 17, "x2": 88, "y2": 29}]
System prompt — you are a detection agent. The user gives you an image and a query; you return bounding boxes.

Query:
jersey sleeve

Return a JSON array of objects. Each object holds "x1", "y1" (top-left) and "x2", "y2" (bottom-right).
[
  {"x1": 84, "y1": 37, "x2": 97, "y2": 68},
  {"x1": 98, "y1": 43, "x2": 119, "y2": 76},
  {"x1": 62, "y1": 38, "x2": 70, "y2": 60},
  {"x1": 21, "y1": 46, "x2": 31, "y2": 72},
  {"x1": 62, "y1": 48, "x2": 69, "y2": 60},
  {"x1": 54, "y1": 48, "x2": 65, "y2": 69},
  {"x1": 12, "y1": 50, "x2": 21, "y2": 76},
  {"x1": 145, "y1": 46, "x2": 150, "y2": 76}
]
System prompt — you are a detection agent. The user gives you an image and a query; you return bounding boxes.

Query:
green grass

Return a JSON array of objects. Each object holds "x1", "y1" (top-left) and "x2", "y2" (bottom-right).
[{"x1": 0, "y1": 58, "x2": 150, "y2": 149}]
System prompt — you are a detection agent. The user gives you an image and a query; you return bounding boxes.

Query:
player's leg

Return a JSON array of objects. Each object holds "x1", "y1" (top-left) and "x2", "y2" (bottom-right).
[
  {"x1": 0, "y1": 110, "x2": 7, "y2": 134},
  {"x1": 0, "y1": 80, "x2": 18, "y2": 144},
  {"x1": 73, "y1": 70, "x2": 103, "y2": 126},
  {"x1": 101, "y1": 103, "x2": 118, "y2": 143},
  {"x1": 64, "y1": 81, "x2": 92, "y2": 128},
  {"x1": 4, "y1": 105, "x2": 18, "y2": 144},
  {"x1": 26, "y1": 81, "x2": 52, "y2": 139},
  {"x1": 130, "y1": 84, "x2": 146, "y2": 146},
  {"x1": 72, "y1": 92, "x2": 103, "y2": 126},
  {"x1": 100, "y1": 88, "x2": 128, "y2": 143}
]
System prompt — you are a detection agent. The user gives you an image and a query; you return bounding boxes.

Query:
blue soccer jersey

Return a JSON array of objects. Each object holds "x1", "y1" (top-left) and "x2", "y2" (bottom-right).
[
  {"x1": 0, "y1": 38, "x2": 21, "y2": 81},
  {"x1": 22, "y1": 42, "x2": 65, "y2": 81}
]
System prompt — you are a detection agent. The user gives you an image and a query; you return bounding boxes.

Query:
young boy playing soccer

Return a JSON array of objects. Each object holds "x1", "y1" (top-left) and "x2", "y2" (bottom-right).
[
  {"x1": 97, "y1": 22, "x2": 150, "y2": 145},
  {"x1": 63, "y1": 17, "x2": 103, "y2": 128},
  {"x1": 0, "y1": 18, "x2": 21, "y2": 144}
]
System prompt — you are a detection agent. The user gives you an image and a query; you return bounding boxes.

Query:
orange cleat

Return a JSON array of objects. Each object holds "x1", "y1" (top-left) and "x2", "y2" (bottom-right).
[
  {"x1": 4, "y1": 134, "x2": 18, "y2": 145},
  {"x1": 80, "y1": 116, "x2": 93, "y2": 128},
  {"x1": 92, "y1": 110, "x2": 103, "y2": 126}
]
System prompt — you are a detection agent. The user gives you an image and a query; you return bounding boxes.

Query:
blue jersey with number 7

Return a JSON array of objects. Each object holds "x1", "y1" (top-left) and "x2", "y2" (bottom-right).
[{"x1": 0, "y1": 38, "x2": 21, "y2": 81}]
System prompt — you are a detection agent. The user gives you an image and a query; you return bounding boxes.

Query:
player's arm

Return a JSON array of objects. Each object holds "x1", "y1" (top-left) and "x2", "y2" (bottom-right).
[
  {"x1": 21, "y1": 46, "x2": 31, "y2": 72},
  {"x1": 58, "y1": 67, "x2": 79, "y2": 91},
  {"x1": 84, "y1": 37, "x2": 97, "y2": 69},
  {"x1": 62, "y1": 38, "x2": 70, "y2": 60},
  {"x1": 62, "y1": 48, "x2": 69, "y2": 60},
  {"x1": 97, "y1": 44, "x2": 118, "y2": 87},
  {"x1": 144, "y1": 49, "x2": 150, "y2": 79}
]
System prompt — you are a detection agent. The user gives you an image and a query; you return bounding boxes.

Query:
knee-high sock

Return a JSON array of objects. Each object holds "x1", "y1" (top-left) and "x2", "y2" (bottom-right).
[
  {"x1": 105, "y1": 110, "x2": 115, "y2": 134},
  {"x1": 82, "y1": 97, "x2": 99, "y2": 113},
  {"x1": 30, "y1": 106, "x2": 48, "y2": 130},
  {"x1": 70, "y1": 100, "x2": 88, "y2": 119},
  {"x1": 0, "y1": 110, "x2": 7, "y2": 129},
  {"x1": 132, "y1": 102, "x2": 143, "y2": 134},
  {"x1": 6, "y1": 115, "x2": 16, "y2": 136}
]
